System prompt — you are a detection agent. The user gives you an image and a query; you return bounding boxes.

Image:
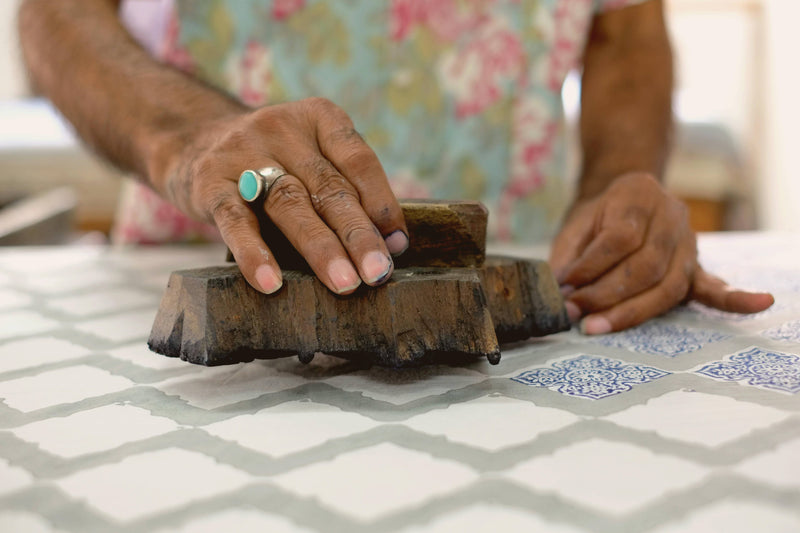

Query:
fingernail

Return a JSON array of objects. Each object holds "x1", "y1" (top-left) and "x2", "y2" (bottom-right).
[
  {"x1": 560, "y1": 284, "x2": 575, "y2": 298},
  {"x1": 564, "y1": 300, "x2": 581, "y2": 323},
  {"x1": 328, "y1": 258, "x2": 361, "y2": 294},
  {"x1": 385, "y1": 230, "x2": 409, "y2": 256},
  {"x1": 362, "y1": 250, "x2": 392, "y2": 284},
  {"x1": 580, "y1": 316, "x2": 612, "y2": 335},
  {"x1": 255, "y1": 264, "x2": 282, "y2": 294}
]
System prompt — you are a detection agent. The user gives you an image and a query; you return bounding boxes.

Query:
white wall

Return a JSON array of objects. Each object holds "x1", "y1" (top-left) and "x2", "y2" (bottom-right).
[
  {"x1": 0, "y1": 0, "x2": 27, "y2": 99},
  {"x1": 759, "y1": 0, "x2": 800, "y2": 231}
]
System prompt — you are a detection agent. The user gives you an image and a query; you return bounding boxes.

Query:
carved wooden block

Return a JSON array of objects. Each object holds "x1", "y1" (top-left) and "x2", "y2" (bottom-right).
[
  {"x1": 148, "y1": 256, "x2": 570, "y2": 367},
  {"x1": 479, "y1": 256, "x2": 569, "y2": 342},
  {"x1": 226, "y1": 199, "x2": 488, "y2": 269},
  {"x1": 150, "y1": 200, "x2": 569, "y2": 367},
  {"x1": 149, "y1": 264, "x2": 500, "y2": 367}
]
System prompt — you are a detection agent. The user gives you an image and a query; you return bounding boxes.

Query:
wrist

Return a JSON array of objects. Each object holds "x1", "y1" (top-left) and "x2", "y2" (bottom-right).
[
  {"x1": 576, "y1": 167, "x2": 662, "y2": 203},
  {"x1": 140, "y1": 107, "x2": 243, "y2": 198}
]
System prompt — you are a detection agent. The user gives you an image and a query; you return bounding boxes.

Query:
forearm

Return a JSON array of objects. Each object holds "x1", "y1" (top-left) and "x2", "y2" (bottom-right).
[
  {"x1": 577, "y1": 0, "x2": 673, "y2": 201},
  {"x1": 18, "y1": 0, "x2": 245, "y2": 194}
]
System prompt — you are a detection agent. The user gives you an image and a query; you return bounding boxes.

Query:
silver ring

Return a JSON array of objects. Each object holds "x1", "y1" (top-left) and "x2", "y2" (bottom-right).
[{"x1": 238, "y1": 166, "x2": 288, "y2": 202}]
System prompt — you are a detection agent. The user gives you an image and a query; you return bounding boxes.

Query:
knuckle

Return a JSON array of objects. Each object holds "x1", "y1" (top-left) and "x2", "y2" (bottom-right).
[
  {"x1": 314, "y1": 181, "x2": 359, "y2": 216},
  {"x1": 341, "y1": 221, "x2": 379, "y2": 245},
  {"x1": 328, "y1": 126, "x2": 364, "y2": 146},
  {"x1": 339, "y1": 143, "x2": 375, "y2": 171},
  {"x1": 299, "y1": 155, "x2": 338, "y2": 180},
  {"x1": 217, "y1": 128, "x2": 251, "y2": 152},
  {"x1": 605, "y1": 227, "x2": 640, "y2": 254},
  {"x1": 302, "y1": 96, "x2": 342, "y2": 118},
  {"x1": 297, "y1": 218, "x2": 332, "y2": 245},
  {"x1": 305, "y1": 96, "x2": 335, "y2": 110},
  {"x1": 299, "y1": 159, "x2": 359, "y2": 214},
  {"x1": 370, "y1": 203, "x2": 397, "y2": 228},
  {"x1": 637, "y1": 251, "x2": 668, "y2": 285},
  {"x1": 210, "y1": 198, "x2": 251, "y2": 226},
  {"x1": 267, "y1": 177, "x2": 308, "y2": 212}
]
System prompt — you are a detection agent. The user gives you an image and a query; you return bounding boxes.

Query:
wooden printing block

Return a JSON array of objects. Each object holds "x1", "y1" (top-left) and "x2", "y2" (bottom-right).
[{"x1": 148, "y1": 201, "x2": 570, "y2": 367}]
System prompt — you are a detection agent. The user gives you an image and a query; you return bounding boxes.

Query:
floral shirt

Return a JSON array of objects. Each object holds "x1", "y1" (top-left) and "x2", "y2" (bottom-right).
[{"x1": 116, "y1": 0, "x2": 645, "y2": 244}]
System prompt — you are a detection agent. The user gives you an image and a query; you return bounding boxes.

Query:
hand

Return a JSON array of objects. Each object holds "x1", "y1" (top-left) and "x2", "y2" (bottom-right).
[
  {"x1": 160, "y1": 97, "x2": 409, "y2": 295},
  {"x1": 549, "y1": 172, "x2": 774, "y2": 334}
]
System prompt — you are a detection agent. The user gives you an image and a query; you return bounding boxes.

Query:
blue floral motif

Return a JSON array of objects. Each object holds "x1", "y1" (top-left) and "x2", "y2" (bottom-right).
[
  {"x1": 696, "y1": 347, "x2": 800, "y2": 394},
  {"x1": 512, "y1": 355, "x2": 670, "y2": 400},
  {"x1": 762, "y1": 320, "x2": 800, "y2": 343},
  {"x1": 590, "y1": 322, "x2": 729, "y2": 357}
]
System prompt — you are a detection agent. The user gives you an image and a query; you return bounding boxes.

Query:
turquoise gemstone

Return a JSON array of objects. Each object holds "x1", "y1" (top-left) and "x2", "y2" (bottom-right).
[{"x1": 238, "y1": 170, "x2": 260, "y2": 201}]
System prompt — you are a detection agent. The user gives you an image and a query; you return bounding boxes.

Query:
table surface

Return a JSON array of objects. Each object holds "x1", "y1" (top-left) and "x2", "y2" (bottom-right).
[{"x1": 0, "y1": 233, "x2": 799, "y2": 533}]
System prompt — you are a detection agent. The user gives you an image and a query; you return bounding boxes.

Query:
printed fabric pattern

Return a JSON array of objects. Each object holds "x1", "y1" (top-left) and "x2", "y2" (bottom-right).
[{"x1": 114, "y1": 0, "x2": 645, "y2": 244}]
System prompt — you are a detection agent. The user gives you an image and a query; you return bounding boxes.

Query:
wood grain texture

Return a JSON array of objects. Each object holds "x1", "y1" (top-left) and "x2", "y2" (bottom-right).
[
  {"x1": 226, "y1": 199, "x2": 488, "y2": 268},
  {"x1": 148, "y1": 256, "x2": 569, "y2": 368}
]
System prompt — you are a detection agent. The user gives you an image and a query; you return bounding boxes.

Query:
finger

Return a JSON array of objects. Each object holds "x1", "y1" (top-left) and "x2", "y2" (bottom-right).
[
  {"x1": 312, "y1": 98, "x2": 408, "y2": 255},
  {"x1": 578, "y1": 241, "x2": 694, "y2": 334},
  {"x1": 549, "y1": 203, "x2": 595, "y2": 283},
  {"x1": 284, "y1": 147, "x2": 395, "y2": 287},
  {"x1": 566, "y1": 204, "x2": 679, "y2": 313},
  {"x1": 559, "y1": 200, "x2": 653, "y2": 288},
  {"x1": 690, "y1": 267, "x2": 775, "y2": 314},
  {"x1": 264, "y1": 172, "x2": 364, "y2": 295},
  {"x1": 209, "y1": 191, "x2": 284, "y2": 295}
]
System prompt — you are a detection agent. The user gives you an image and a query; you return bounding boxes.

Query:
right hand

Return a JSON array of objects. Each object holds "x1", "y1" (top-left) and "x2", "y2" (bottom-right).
[{"x1": 160, "y1": 97, "x2": 409, "y2": 295}]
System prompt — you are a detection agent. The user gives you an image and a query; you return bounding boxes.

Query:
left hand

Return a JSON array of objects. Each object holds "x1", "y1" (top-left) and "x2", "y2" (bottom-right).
[{"x1": 549, "y1": 172, "x2": 774, "y2": 334}]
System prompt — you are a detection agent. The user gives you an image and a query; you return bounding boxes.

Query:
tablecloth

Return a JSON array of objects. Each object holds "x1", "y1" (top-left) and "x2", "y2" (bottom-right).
[{"x1": 1, "y1": 233, "x2": 798, "y2": 532}]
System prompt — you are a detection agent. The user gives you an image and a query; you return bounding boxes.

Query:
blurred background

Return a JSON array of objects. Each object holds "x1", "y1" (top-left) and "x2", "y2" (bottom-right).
[{"x1": 1, "y1": 0, "x2": 798, "y2": 245}]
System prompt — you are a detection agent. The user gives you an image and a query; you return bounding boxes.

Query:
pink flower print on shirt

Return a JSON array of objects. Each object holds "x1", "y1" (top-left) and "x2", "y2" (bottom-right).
[
  {"x1": 160, "y1": 10, "x2": 195, "y2": 73},
  {"x1": 547, "y1": 0, "x2": 594, "y2": 91},
  {"x1": 508, "y1": 94, "x2": 557, "y2": 197},
  {"x1": 439, "y1": 14, "x2": 525, "y2": 118},
  {"x1": 272, "y1": 0, "x2": 306, "y2": 21},
  {"x1": 112, "y1": 185, "x2": 220, "y2": 245},
  {"x1": 225, "y1": 40, "x2": 273, "y2": 107},
  {"x1": 390, "y1": 0, "x2": 479, "y2": 42}
]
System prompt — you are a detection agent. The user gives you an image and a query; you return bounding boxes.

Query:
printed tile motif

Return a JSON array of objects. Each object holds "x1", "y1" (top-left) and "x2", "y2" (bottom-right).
[
  {"x1": 272, "y1": 443, "x2": 478, "y2": 522},
  {"x1": 603, "y1": 390, "x2": 790, "y2": 447},
  {"x1": 54, "y1": 448, "x2": 251, "y2": 523},
  {"x1": 0, "y1": 365, "x2": 133, "y2": 413},
  {"x1": 0, "y1": 337, "x2": 90, "y2": 375},
  {"x1": 591, "y1": 322, "x2": 728, "y2": 357},
  {"x1": 512, "y1": 355, "x2": 669, "y2": 400},
  {"x1": 13, "y1": 404, "x2": 180, "y2": 458},
  {"x1": 696, "y1": 347, "x2": 800, "y2": 394},
  {"x1": 762, "y1": 320, "x2": 800, "y2": 343},
  {"x1": 202, "y1": 400, "x2": 380, "y2": 458},
  {"x1": 502, "y1": 438, "x2": 708, "y2": 515},
  {"x1": 401, "y1": 395, "x2": 579, "y2": 451}
]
